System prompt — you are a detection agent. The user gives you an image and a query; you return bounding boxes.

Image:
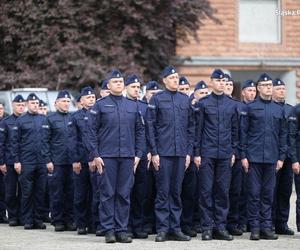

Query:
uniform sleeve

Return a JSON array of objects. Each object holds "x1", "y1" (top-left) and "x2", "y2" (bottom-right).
[
  {"x1": 83, "y1": 104, "x2": 101, "y2": 160},
  {"x1": 146, "y1": 96, "x2": 158, "y2": 155},
  {"x1": 41, "y1": 117, "x2": 52, "y2": 164},
  {"x1": 194, "y1": 102, "x2": 204, "y2": 157},
  {"x1": 239, "y1": 104, "x2": 249, "y2": 159},
  {"x1": 67, "y1": 114, "x2": 80, "y2": 163},
  {"x1": 0, "y1": 120, "x2": 7, "y2": 165},
  {"x1": 187, "y1": 103, "x2": 195, "y2": 156},
  {"x1": 278, "y1": 108, "x2": 288, "y2": 161},
  {"x1": 231, "y1": 103, "x2": 239, "y2": 156},
  {"x1": 135, "y1": 109, "x2": 145, "y2": 158},
  {"x1": 11, "y1": 119, "x2": 21, "y2": 163},
  {"x1": 288, "y1": 107, "x2": 298, "y2": 163}
]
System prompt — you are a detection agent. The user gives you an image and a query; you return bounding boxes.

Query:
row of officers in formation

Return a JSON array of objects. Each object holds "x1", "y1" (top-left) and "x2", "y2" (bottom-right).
[{"x1": 0, "y1": 66, "x2": 300, "y2": 244}]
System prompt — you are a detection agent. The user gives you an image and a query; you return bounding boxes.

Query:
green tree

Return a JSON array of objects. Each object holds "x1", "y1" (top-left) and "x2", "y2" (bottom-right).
[{"x1": 0, "y1": 0, "x2": 217, "y2": 90}]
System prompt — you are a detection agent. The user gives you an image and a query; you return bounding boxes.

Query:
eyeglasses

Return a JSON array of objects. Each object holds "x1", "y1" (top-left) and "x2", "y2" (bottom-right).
[{"x1": 258, "y1": 83, "x2": 272, "y2": 87}]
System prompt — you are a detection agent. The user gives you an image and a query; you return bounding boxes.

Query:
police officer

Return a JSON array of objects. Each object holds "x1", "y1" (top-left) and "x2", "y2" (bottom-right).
[
  {"x1": 191, "y1": 81, "x2": 209, "y2": 106},
  {"x1": 85, "y1": 69, "x2": 144, "y2": 243},
  {"x1": 12, "y1": 93, "x2": 47, "y2": 230},
  {"x1": 194, "y1": 69, "x2": 238, "y2": 241},
  {"x1": 288, "y1": 104, "x2": 300, "y2": 232},
  {"x1": 143, "y1": 81, "x2": 162, "y2": 103},
  {"x1": 38, "y1": 100, "x2": 48, "y2": 115},
  {"x1": 0, "y1": 95, "x2": 25, "y2": 226},
  {"x1": 41, "y1": 90, "x2": 75, "y2": 232},
  {"x1": 240, "y1": 73, "x2": 287, "y2": 240},
  {"x1": 0, "y1": 101, "x2": 8, "y2": 224},
  {"x1": 189, "y1": 80, "x2": 209, "y2": 234},
  {"x1": 125, "y1": 74, "x2": 152, "y2": 239},
  {"x1": 224, "y1": 73, "x2": 234, "y2": 97},
  {"x1": 99, "y1": 79, "x2": 111, "y2": 98},
  {"x1": 227, "y1": 80, "x2": 256, "y2": 235},
  {"x1": 146, "y1": 66, "x2": 194, "y2": 242},
  {"x1": 271, "y1": 78, "x2": 294, "y2": 235},
  {"x1": 178, "y1": 76, "x2": 191, "y2": 96},
  {"x1": 68, "y1": 86, "x2": 98, "y2": 235}
]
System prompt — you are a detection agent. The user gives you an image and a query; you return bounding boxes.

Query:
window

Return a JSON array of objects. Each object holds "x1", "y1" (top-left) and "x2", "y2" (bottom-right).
[{"x1": 239, "y1": 0, "x2": 281, "y2": 43}]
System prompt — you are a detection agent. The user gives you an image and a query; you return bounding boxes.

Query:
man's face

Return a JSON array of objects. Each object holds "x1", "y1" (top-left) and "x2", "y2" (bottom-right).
[
  {"x1": 257, "y1": 80, "x2": 273, "y2": 97},
  {"x1": 13, "y1": 102, "x2": 26, "y2": 116},
  {"x1": 0, "y1": 104, "x2": 4, "y2": 118},
  {"x1": 81, "y1": 94, "x2": 96, "y2": 108},
  {"x1": 38, "y1": 106, "x2": 48, "y2": 115},
  {"x1": 210, "y1": 78, "x2": 226, "y2": 94},
  {"x1": 178, "y1": 84, "x2": 190, "y2": 96},
  {"x1": 194, "y1": 88, "x2": 209, "y2": 100},
  {"x1": 242, "y1": 87, "x2": 257, "y2": 102},
  {"x1": 224, "y1": 81, "x2": 234, "y2": 96},
  {"x1": 126, "y1": 83, "x2": 141, "y2": 99},
  {"x1": 56, "y1": 98, "x2": 70, "y2": 112},
  {"x1": 27, "y1": 100, "x2": 39, "y2": 114},
  {"x1": 100, "y1": 89, "x2": 111, "y2": 97},
  {"x1": 163, "y1": 73, "x2": 179, "y2": 91},
  {"x1": 145, "y1": 89, "x2": 161, "y2": 102},
  {"x1": 272, "y1": 85, "x2": 286, "y2": 101},
  {"x1": 108, "y1": 77, "x2": 125, "y2": 95}
]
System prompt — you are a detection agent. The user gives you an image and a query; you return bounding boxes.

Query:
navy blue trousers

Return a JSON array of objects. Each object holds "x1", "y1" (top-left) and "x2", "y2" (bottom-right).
[
  {"x1": 247, "y1": 163, "x2": 276, "y2": 230},
  {"x1": 73, "y1": 164, "x2": 94, "y2": 229},
  {"x1": 130, "y1": 159, "x2": 155, "y2": 233},
  {"x1": 198, "y1": 157, "x2": 231, "y2": 231},
  {"x1": 142, "y1": 165, "x2": 156, "y2": 232},
  {"x1": 4, "y1": 165, "x2": 22, "y2": 221},
  {"x1": 155, "y1": 156, "x2": 185, "y2": 233},
  {"x1": 295, "y1": 173, "x2": 300, "y2": 231},
  {"x1": 238, "y1": 170, "x2": 248, "y2": 227},
  {"x1": 98, "y1": 157, "x2": 134, "y2": 234},
  {"x1": 0, "y1": 171, "x2": 6, "y2": 218},
  {"x1": 19, "y1": 164, "x2": 47, "y2": 225},
  {"x1": 48, "y1": 164, "x2": 74, "y2": 226},
  {"x1": 181, "y1": 162, "x2": 197, "y2": 231},
  {"x1": 227, "y1": 160, "x2": 247, "y2": 229},
  {"x1": 272, "y1": 160, "x2": 293, "y2": 229}
]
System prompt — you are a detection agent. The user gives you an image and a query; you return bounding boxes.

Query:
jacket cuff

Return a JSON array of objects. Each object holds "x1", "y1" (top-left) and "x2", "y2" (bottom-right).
[{"x1": 135, "y1": 150, "x2": 143, "y2": 159}]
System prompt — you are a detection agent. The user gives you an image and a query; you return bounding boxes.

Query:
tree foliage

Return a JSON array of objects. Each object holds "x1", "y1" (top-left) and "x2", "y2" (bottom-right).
[{"x1": 0, "y1": 0, "x2": 217, "y2": 90}]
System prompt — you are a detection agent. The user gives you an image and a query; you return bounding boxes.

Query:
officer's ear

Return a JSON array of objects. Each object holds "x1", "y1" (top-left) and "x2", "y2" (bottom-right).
[{"x1": 162, "y1": 77, "x2": 167, "y2": 86}]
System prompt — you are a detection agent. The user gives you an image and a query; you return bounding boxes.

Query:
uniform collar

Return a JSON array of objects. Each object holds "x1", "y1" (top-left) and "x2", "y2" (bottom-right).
[
  {"x1": 110, "y1": 94, "x2": 123, "y2": 100},
  {"x1": 258, "y1": 96, "x2": 272, "y2": 103},
  {"x1": 165, "y1": 89, "x2": 177, "y2": 95},
  {"x1": 211, "y1": 92, "x2": 225, "y2": 99}
]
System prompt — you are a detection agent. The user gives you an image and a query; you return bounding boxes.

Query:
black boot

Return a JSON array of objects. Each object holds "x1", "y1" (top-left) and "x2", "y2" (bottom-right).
[
  {"x1": 168, "y1": 231, "x2": 191, "y2": 241},
  {"x1": 77, "y1": 228, "x2": 87, "y2": 235},
  {"x1": 250, "y1": 229, "x2": 260, "y2": 240},
  {"x1": 202, "y1": 230, "x2": 212, "y2": 241},
  {"x1": 133, "y1": 231, "x2": 148, "y2": 239},
  {"x1": 182, "y1": 227, "x2": 197, "y2": 237},
  {"x1": 116, "y1": 232, "x2": 132, "y2": 243},
  {"x1": 212, "y1": 229, "x2": 233, "y2": 241},
  {"x1": 260, "y1": 229, "x2": 278, "y2": 240},
  {"x1": 105, "y1": 232, "x2": 116, "y2": 243},
  {"x1": 228, "y1": 227, "x2": 243, "y2": 236},
  {"x1": 35, "y1": 223, "x2": 46, "y2": 229},
  {"x1": 155, "y1": 232, "x2": 168, "y2": 242},
  {"x1": 275, "y1": 226, "x2": 294, "y2": 235},
  {"x1": 54, "y1": 224, "x2": 65, "y2": 232}
]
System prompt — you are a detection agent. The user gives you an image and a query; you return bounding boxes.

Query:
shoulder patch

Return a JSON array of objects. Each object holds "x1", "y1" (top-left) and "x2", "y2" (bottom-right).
[
  {"x1": 148, "y1": 104, "x2": 156, "y2": 109},
  {"x1": 0, "y1": 127, "x2": 5, "y2": 132},
  {"x1": 84, "y1": 116, "x2": 88, "y2": 120},
  {"x1": 42, "y1": 125, "x2": 49, "y2": 129},
  {"x1": 288, "y1": 116, "x2": 297, "y2": 121},
  {"x1": 90, "y1": 109, "x2": 97, "y2": 115},
  {"x1": 13, "y1": 126, "x2": 18, "y2": 130},
  {"x1": 240, "y1": 111, "x2": 248, "y2": 116}
]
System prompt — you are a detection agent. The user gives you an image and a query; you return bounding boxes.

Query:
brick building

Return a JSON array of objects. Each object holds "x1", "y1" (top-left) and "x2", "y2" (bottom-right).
[{"x1": 176, "y1": 0, "x2": 300, "y2": 104}]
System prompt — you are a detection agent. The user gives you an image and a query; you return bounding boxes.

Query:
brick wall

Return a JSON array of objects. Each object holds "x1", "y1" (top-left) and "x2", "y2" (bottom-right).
[{"x1": 176, "y1": 0, "x2": 300, "y2": 57}]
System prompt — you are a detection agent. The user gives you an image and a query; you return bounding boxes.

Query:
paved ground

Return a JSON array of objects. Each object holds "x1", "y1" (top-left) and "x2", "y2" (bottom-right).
[{"x1": 0, "y1": 191, "x2": 299, "y2": 250}]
